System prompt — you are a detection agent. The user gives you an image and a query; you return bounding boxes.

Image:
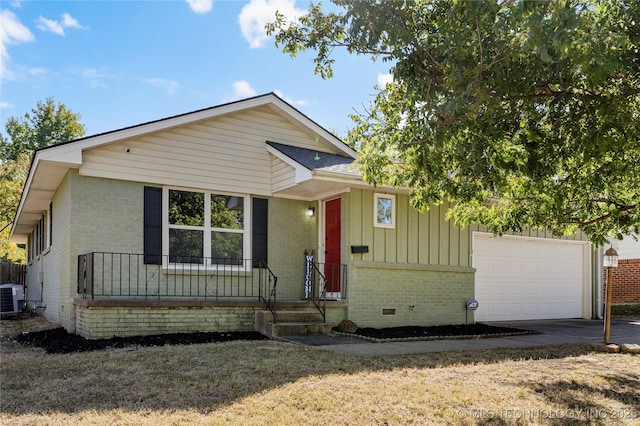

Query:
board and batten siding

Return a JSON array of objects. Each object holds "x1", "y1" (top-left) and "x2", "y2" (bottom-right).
[
  {"x1": 347, "y1": 189, "x2": 472, "y2": 268},
  {"x1": 79, "y1": 105, "x2": 339, "y2": 195},
  {"x1": 347, "y1": 188, "x2": 587, "y2": 268}
]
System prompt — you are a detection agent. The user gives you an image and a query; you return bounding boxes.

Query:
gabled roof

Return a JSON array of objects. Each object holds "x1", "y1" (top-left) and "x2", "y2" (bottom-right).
[
  {"x1": 28, "y1": 92, "x2": 357, "y2": 163},
  {"x1": 10, "y1": 92, "x2": 358, "y2": 241}
]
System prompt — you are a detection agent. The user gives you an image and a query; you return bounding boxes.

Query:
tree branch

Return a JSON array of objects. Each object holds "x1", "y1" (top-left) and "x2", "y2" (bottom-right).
[{"x1": 569, "y1": 204, "x2": 637, "y2": 227}]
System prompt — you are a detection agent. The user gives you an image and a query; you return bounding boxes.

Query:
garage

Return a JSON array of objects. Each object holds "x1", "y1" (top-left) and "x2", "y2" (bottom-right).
[{"x1": 473, "y1": 233, "x2": 588, "y2": 321}]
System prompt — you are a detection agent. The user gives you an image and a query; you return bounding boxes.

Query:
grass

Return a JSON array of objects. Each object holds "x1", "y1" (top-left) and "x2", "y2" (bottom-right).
[
  {"x1": 1, "y1": 318, "x2": 639, "y2": 425},
  {"x1": 612, "y1": 304, "x2": 640, "y2": 316}
]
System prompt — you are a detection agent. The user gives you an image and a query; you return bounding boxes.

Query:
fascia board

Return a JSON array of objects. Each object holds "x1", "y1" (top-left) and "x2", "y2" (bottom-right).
[
  {"x1": 312, "y1": 169, "x2": 411, "y2": 195},
  {"x1": 269, "y1": 97, "x2": 358, "y2": 159},
  {"x1": 47, "y1": 95, "x2": 278, "y2": 154},
  {"x1": 10, "y1": 155, "x2": 41, "y2": 240}
]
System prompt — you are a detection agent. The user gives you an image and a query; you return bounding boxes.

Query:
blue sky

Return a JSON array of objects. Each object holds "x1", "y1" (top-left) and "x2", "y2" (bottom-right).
[{"x1": 1, "y1": 0, "x2": 391, "y2": 139}]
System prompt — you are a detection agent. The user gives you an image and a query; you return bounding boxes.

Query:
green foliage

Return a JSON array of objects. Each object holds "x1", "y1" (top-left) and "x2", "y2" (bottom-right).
[
  {"x1": 1, "y1": 97, "x2": 86, "y2": 162},
  {"x1": 169, "y1": 190, "x2": 205, "y2": 226},
  {"x1": 611, "y1": 304, "x2": 640, "y2": 316},
  {"x1": 0, "y1": 153, "x2": 30, "y2": 262},
  {"x1": 270, "y1": 0, "x2": 640, "y2": 245},
  {"x1": 0, "y1": 98, "x2": 86, "y2": 262}
]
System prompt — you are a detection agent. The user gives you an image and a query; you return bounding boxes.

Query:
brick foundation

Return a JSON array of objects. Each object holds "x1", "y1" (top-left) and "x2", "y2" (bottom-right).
[
  {"x1": 603, "y1": 259, "x2": 640, "y2": 305},
  {"x1": 74, "y1": 299, "x2": 261, "y2": 339}
]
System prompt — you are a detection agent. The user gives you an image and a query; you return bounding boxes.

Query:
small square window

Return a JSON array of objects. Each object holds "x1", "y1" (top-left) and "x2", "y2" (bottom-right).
[{"x1": 374, "y1": 193, "x2": 395, "y2": 228}]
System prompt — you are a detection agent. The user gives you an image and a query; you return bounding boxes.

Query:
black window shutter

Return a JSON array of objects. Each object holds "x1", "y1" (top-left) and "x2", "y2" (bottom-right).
[
  {"x1": 144, "y1": 186, "x2": 163, "y2": 264},
  {"x1": 252, "y1": 198, "x2": 268, "y2": 267}
]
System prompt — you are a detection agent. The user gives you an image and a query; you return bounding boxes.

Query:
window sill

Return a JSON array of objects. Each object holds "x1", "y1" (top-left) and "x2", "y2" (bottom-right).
[{"x1": 162, "y1": 265, "x2": 252, "y2": 276}]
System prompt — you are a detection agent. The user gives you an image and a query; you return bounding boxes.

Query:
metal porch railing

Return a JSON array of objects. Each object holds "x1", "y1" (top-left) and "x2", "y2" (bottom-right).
[
  {"x1": 304, "y1": 260, "x2": 348, "y2": 321},
  {"x1": 77, "y1": 252, "x2": 277, "y2": 303}
]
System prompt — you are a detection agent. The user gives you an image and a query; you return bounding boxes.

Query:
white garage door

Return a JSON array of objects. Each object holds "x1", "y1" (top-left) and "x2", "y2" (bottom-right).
[{"x1": 473, "y1": 233, "x2": 586, "y2": 321}]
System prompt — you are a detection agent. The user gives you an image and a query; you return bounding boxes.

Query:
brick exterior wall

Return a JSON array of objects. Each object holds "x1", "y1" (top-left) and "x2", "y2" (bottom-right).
[
  {"x1": 604, "y1": 259, "x2": 640, "y2": 305},
  {"x1": 75, "y1": 303, "x2": 259, "y2": 339},
  {"x1": 74, "y1": 300, "x2": 347, "y2": 339},
  {"x1": 347, "y1": 261, "x2": 475, "y2": 328}
]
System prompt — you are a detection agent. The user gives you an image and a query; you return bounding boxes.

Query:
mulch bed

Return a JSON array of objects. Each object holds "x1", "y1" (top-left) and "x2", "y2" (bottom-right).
[
  {"x1": 13, "y1": 328, "x2": 268, "y2": 354},
  {"x1": 9, "y1": 323, "x2": 536, "y2": 354},
  {"x1": 337, "y1": 323, "x2": 537, "y2": 342}
]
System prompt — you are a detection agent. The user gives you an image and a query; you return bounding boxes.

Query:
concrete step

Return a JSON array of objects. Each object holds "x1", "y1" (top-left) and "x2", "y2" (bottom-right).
[
  {"x1": 270, "y1": 321, "x2": 333, "y2": 337},
  {"x1": 256, "y1": 309, "x2": 324, "y2": 324},
  {"x1": 255, "y1": 309, "x2": 331, "y2": 338}
]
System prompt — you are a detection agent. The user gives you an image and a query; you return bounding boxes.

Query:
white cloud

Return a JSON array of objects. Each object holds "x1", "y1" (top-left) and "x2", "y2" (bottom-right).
[
  {"x1": 377, "y1": 72, "x2": 393, "y2": 88},
  {"x1": 232, "y1": 80, "x2": 257, "y2": 98},
  {"x1": 0, "y1": 101, "x2": 14, "y2": 109},
  {"x1": 37, "y1": 13, "x2": 87, "y2": 36},
  {"x1": 274, "y1": 90, "x2": 309, "y2": 107},
  {"x1": 0, "y1": 10, "x2": 35, "y2": 80},
  {"x1": 144, "y1": 77, "x2": 180, "y2": 95},
  {"x1": 78, "y1": 68, "x2": 117, "y2": 89},
  {"x1": 61, "y1": 13, "x2": 84, "y2": 29},
  {"x1": 238, "y1": 0, "x2": 306, "y2": 49},
  {"x1": 37, "y1": 16, "x2": 64, "y2": 35},
  {"x1": 27, "y1": 67, "x2": 47, "y2": 77},
  {"x1": 185, "y1": 0, "x2": 213, "y2": 14}
]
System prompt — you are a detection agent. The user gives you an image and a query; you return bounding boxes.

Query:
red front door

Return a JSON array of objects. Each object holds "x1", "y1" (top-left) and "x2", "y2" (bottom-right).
[{"x1": 324, "y1": 198, "x2": 341, "y2": 293}]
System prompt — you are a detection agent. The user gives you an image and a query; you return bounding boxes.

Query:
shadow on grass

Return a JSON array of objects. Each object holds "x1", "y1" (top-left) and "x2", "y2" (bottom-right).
[
  {"x1": 522, "y1": 372, "x2": 640, "y2": 425},
  {"x1": 1, "y1": 335, "x2": 614, "y2": 417}
]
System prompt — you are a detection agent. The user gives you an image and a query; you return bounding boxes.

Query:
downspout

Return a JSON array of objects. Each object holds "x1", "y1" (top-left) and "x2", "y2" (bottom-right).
[
  {"x1": 35, "y1": 255, "x2": 46, "y2": 314},
  {"x1": 593, "y1": 247, "x2": 603, "y2": 320}
]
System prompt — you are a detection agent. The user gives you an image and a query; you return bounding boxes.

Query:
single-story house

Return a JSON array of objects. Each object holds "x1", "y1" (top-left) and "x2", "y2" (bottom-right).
[{"x1": 10, "y1": 93, "x2": 599, "y2": 339}]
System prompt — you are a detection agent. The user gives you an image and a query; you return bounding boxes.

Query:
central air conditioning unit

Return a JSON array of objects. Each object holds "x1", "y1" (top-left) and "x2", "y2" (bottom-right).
[{"x1": 0, "y1": 283, "x2": 25, "y2": 317}]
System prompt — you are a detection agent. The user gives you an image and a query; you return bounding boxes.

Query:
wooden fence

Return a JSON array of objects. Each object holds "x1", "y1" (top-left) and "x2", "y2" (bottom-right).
[{"x1": 0, "y1": 263, "x2": 26, "y2": 285}]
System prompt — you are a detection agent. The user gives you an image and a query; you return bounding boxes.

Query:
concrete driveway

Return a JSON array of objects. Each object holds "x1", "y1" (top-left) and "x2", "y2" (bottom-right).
[
  {"x1": 487, "y1": 317, "x2": 640, "y2": 345},
  {"x1": 279, "y1": 317, "x2": 640, "y2": 356}
]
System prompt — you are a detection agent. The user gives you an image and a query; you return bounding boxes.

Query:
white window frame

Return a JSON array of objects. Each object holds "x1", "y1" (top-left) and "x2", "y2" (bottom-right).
[
  {"x1": 30, "y1": 210, "x2": 52, "y2": 260},
  {"x1": 162, "y1": 187, "x2": 250, "y2": 269},
  {"x1": 42, "y1": 209, "x2": 51, "y2": 255},
  {"x1": 374, "y1": 193, "x2": 395, "y2": 229}
]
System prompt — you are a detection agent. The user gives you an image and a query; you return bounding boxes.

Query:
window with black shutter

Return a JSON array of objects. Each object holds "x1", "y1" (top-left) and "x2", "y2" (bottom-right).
[
  {"x1": 144, "y1": 187, "x2": 266, "y2": 268},
  {"x1": 144, "y1": 186, "x2": 163, "y2": 264},
  {"x1": 252, "y1": 198, "x2": 268, "y2": 267}
]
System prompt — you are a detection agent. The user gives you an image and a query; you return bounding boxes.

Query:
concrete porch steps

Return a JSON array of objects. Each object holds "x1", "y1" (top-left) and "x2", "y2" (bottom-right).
[{"x1": 255, "y1": 309, "x2": 332, "y2": 338}]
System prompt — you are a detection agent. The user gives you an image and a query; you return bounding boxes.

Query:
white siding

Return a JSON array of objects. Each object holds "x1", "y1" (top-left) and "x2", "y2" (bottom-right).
[
  {"x1": 79, "y1": 106, "x2": 339, "y2": 195},
  {"x1": 272, "y1": 157, "x2": 296, "y2": 192}
]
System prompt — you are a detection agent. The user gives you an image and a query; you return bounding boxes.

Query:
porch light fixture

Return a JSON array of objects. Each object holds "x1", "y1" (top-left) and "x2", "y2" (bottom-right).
[
  {"x1": 603, "y1": 247, "x2": 619, "y2": 268},
  {"x1": 603, "y1": 246, "x2": 618, "y2": 344},
  {"x1": 306, "y1": 207, "x2": 315, "y2": 217}
]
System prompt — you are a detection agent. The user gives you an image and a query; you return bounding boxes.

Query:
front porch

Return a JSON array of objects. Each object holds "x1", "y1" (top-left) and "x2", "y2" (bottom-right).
[{"x1": 74, "y1": 252, "x2": 348, "y2": 339}]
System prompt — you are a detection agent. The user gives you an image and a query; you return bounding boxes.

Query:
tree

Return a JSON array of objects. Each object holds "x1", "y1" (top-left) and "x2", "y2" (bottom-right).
[
  {"x1": 0, "y1": 97, "x2": 86, "y2": 162},
  {"x1": 269, "y1": 0, "x2": 640, "y2": 245},
  {"x1": 0, "y1": 153, "x2": 30, "y2": 262},
  {"x1": 0, "y1": 99, "x2": 86, "y2": 262}
]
